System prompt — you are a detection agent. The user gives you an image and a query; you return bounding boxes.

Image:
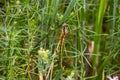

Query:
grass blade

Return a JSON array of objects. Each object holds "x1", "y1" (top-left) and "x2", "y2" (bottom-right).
[
  {"x1": 92, "y1": 0, "x2": 107, "y2": 76},
  {"x1": 60, "y1": 0, "x2": 76, "y2": 25},
  {"x1": 51, "y1": 0, "x2": 59, "y2": 23}
]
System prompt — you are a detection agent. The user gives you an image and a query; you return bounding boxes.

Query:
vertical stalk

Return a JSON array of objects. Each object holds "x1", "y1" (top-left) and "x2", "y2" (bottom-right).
[
  {"x1": 40, "y1": 0, "x2": 45, "y2": 47},
  {"x1": 76, "y1": 0, "x2": 86, "y2": 79},
  {"x1": 92, "y1": 0, "x2": 107, "y2": 77},
  {"x1": 112, "y1": 0, "x2": 118, "y2": 29},
  {"x1": 80, "y1": 0, "x2": 86, "y2": 79},
  {"x1": 4, "y1": 1, "x2": 14, "y2": 79},
  {"x1": 112, "y1": 0, "x2": 118, "y2": 42}
]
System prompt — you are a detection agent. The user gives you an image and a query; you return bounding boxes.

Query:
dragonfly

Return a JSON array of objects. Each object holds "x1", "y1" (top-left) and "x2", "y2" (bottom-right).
[{"x1": 54, "y1": 23, "x2": 68, "y2": 68}]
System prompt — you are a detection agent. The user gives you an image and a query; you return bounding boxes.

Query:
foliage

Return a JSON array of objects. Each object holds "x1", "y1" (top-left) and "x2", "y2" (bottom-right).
[{"x1": 0, "y1": 0, "x2": 120, "y2": 80}]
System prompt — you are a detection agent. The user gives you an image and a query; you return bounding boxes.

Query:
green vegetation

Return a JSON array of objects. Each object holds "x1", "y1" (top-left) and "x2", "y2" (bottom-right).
[{"x1": 0, "y1": 0, "x2": 120, "y2": 80}]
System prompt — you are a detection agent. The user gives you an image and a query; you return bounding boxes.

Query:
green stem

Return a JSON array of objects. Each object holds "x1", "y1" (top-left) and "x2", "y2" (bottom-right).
[{"x1": 92, "y1": 0, "x2": 107, "y2": 77}]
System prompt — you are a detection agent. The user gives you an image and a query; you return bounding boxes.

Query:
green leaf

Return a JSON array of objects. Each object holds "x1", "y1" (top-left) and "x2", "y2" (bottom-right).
[
  {"x1": 92, "y1": 0, "x2": 107, "y2": 79},
  {"x1": 60, "y1": 0, "x2": 76, "y2": 25}
]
